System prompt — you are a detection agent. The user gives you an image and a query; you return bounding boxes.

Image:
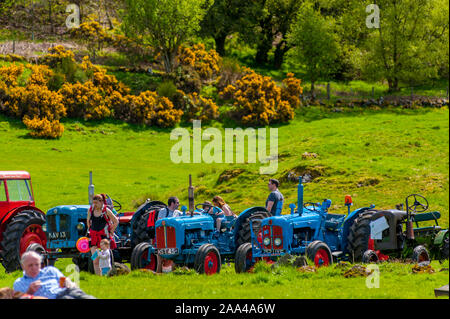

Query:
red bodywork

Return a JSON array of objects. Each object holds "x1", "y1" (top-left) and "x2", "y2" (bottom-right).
[{"x1": 0, "y1": 171, "x2": 46, "y2": 247}]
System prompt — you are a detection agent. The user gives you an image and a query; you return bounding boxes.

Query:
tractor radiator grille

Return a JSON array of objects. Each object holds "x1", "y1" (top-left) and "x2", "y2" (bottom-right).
[
  {"x1": 156, "y1": 226, "x2": 176, "y2": 249},
  {"x1": 263, "y1": 225, "x2": 283, "y2": 249}
]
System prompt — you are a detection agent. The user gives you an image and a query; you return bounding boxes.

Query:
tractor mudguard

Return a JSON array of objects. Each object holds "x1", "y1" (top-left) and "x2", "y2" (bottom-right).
[
  {"x1": 0, "y1": 205, "x2": 45, "y2": 233},
  {"x1": 434, "y1": 229, "x2": 449, "y2": 245}
]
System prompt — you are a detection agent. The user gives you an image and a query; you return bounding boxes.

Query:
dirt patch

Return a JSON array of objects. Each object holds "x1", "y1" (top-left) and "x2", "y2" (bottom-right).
[
  {"x1": 0, "y1": 40, "x2": 82, "y2": 61},
  {"x1": 357, "y1": 177, "x2": 381, "y2": 188},
  {"x1": 412, "y1": 263, "x2": 435, "y2": 274},
  {"x1": 217, "y1": 168, "x2": 246, "y2": 184},
  {"x1": 297, "y1": 266, "x2": 317, "y2": 273},
  {"x1": 282, "y1": 165, "x2": 327, "y2": 183},
  {"x1": 343, "y1": 265, "x2": 373, "y2": 278}
]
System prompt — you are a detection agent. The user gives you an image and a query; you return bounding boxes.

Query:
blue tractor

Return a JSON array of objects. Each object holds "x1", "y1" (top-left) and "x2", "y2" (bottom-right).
[
  {"x1": 234, "y1": 177, "x2": 377, "y2": 272},
  {"x1": 130, "y1": 176, "x2": 272, "y2": 274}
]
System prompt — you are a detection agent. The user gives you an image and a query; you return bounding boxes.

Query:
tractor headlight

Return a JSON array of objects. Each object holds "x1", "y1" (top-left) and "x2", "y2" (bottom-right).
[
  {"x1": 263, "y1": 237, "x2": 271, "y2": 246},
  {"x1": 77, "y1": 222, "x2": 85, "y2": 232},
  {"x1": 274, "y1": 238, "x2": 282, "y2": 247},
  {"x1": 42, "y1": 223, "x2": 47, "y2": 232}
]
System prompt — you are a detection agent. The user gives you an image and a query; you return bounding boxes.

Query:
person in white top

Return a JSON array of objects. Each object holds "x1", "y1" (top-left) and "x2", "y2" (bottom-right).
[
  {"x1": 98, "y1": 239, "x2": 112, "y2": 276},
  {"x1": 212, "y1": 195, "x2": 237, "y2": 232}
]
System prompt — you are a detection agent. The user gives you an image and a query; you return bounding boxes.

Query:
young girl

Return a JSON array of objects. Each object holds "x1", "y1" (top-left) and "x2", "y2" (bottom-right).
[
  {"x1": 97, "y1": 239, "x2": 112, "y2": 276},
  {"x1": 212, "y1": 196, "x2": 236, "y2": 232}
]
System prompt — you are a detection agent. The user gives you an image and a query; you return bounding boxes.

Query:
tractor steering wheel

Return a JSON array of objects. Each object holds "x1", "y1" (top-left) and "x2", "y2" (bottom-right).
[
  {"x1": 112, "y1": 199, "x2": 122, "y2": 212},
  {"x1": 303, "y1": 202, "x2": 321, "y2": 213},
  {"x1": 405, "y1": 194, "x2": 429, "y2": 214},
  {"x1": 195, "y1": 203, "x2": 213, "y2": 214}
]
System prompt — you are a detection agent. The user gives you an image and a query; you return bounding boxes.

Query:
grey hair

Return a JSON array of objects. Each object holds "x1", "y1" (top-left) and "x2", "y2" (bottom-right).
[{"x1": 20, "y1": 251, "x2": 43, "y2": 266}]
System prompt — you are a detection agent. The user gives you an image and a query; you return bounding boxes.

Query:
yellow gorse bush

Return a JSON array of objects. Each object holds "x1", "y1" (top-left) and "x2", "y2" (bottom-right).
[
  {"x1": 282, "y1": 73, "x2": 303, "y2": 109},
  {"x1": 220, "y1": 68, "x2": 295, "y2": 125},
  {"x1": 179, "y1": 44, "x2": 221, "y2": 81},
  {"x1": 184, "y1": 92, "x2": 219, "y2": 122},
  {"x1": 0, "y1": 63, "x2": 24, "y2": 87}
]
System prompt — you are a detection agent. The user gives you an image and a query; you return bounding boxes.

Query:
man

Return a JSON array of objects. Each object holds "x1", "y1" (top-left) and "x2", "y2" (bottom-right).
[
  {"x1": 157, "y1": 196, "x2": 182, "y2": 220},
  {"x1": 13, "y1": 251, "x2": 95, "y2": 299},
  {"x1": 156, "y1": 196, "x2": 182, "y2": 273},
  {"x1": 265, "y1": 179, "x2": 284, "y2": 215}
]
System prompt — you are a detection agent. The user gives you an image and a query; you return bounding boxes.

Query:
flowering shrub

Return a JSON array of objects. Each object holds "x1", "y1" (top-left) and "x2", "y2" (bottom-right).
[
  {"x1": 178, "y1": 44, "x2": 221, "y2": 81},
  {"x1": 108, "y1": 90, "x2": 183, "y2": 127},
  {"x1": 281, "y1": 73, "x2": 303, "y2": 109},
  {"x1": 183, "y1": 92, "x2": 219, "y2": 122},
  {"x1": 22, "y1": 115, "x2": 64, "y2": 139},
  {"x1": 59, "y1": 81, "x2": 111, "y2": 120},
  {"x1": 70, "y1": 21, "x2": 113, "y2": 55},
  {"x1": 220, "y1": 68, "x2": 294, "y2": 125},
  {"x1": 0, "y1": 63, "x2": 24, "y2": 87},
  {"x1": 26, "y1": 64, "x2": 54, "y2": 87},
  {"x1": 39, "y1": 45, "x2": 76, "y2": 69}
]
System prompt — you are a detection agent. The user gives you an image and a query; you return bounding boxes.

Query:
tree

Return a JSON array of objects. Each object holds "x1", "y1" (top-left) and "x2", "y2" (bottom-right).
[
  {"x1": 358, "y1": 0, "x2": 449, "y2": 92},
  {"x1": 287, "y1": 3, "x2": 339, "y2": 95},
  {"x1": 199, "y1": 0, "x2": 248, "y2": 56},
  {"x1": 122, "y1": 0, "x2": 210, "y2": 74}
]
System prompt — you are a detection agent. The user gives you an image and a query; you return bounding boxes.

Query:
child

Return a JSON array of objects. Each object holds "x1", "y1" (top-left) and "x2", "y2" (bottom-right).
[
  {"x1": 97, "y1": 239, "x2": 112, "y2": 276},
  {"x1": 212, "y1": 196, "x2": 236, "y2": 232}
]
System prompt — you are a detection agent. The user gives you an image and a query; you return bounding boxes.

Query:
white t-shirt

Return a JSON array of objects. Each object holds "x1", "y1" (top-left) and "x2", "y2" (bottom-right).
[
  {"x1": 157, "y1": 208, "x2": 181, "y2": 220},
  {"x1": 98, "y1": 249, "x2": 111, "y2": 269}
]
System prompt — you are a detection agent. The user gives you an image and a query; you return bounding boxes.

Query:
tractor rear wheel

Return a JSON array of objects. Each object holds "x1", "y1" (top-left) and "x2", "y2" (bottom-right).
[
  {"x1": 194, "y1": 244, "x2": 221, "y2": 275},
  {"x1": 235, "y1": 243, "x2": 254, "y2": 273},
  {"x1": 0, "y1": 210, "x2": 46, "y2": 272},
  {"x1": 347, "y1": 212, "x2": 374, "y2": 262},
  {"x1": 412, "y1": 245, "x2": 430, "y2": 263},
  {"x1": 132, "y1": 203, "x2": 166, "y2": 247},
  {"x1": 236, "y1": 210, "x2": 272, "y2": 247},
  {"x1": 130, "y1": 242, "x2": 157, "y2": 271},
  {"x1": 306, "y1": 241, "x2": 332, "y2": 267}
]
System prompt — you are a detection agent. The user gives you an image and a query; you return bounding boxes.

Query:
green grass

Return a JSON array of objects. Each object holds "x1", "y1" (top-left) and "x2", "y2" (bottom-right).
[
  {"x1": 0, "y1": 106, "x2": 448, "y2": 224},
  {"x1": 1, "y1": 258, "x2": 448, "y2": 299}
]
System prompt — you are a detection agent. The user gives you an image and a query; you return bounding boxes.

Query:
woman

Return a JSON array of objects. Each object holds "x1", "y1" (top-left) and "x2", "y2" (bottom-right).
[
  {"x1": 86, "y1": 194, "x2": 119, "y2": 276},
  {"x1": 212, "y1": 196, "x2": 236, "y2": 232}
]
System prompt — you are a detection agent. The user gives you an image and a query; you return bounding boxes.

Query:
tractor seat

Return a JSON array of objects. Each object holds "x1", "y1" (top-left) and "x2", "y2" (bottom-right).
[
  {"x1": 325, "y1": 214, "x2": 346, "y2": 231},
  {"x1": 413, "y1": 211, "x2": 441, "y2": 223}
]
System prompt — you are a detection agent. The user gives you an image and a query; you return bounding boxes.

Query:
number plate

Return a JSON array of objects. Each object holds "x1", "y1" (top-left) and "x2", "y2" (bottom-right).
[
  {"x1": 48, "y1": 232, "x2": 68, "y2": 240},
  {"x1": 264, "y1": 249, "x2": 282, "y2": 254},
  {"x1": 158, "y1": 248, "x2": 179, "y2": 255}
]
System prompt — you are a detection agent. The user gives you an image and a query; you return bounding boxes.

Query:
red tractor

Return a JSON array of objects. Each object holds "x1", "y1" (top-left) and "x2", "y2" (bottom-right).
[{"x1": 0, "y1": 171, "x2": 47, "y2": 272}]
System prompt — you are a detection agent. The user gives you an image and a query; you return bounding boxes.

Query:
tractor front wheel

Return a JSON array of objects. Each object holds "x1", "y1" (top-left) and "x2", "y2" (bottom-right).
[
  {"x1": 412, "y1": 245, "x2": 430, "y2": 263},
  {"x1": 362, "y1": 250, "x2": 379, "y2": 263},
  {"x1": 0, "y1": 210, "x2": 46, "y2": 272},
  {"x1": 130, "y1": 242, "x2": 157, "y2": 271},
  {"x1": 194, "y1": 244, "x2": 221, "y2": 275},
  {"x1": 306, "y1": 241, "x2": 332, "y2": 267}
]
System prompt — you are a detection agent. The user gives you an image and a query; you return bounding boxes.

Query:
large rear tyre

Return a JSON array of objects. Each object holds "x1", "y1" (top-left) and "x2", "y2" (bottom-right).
[
  {"x1": 306, "y1": 241, "x2": 332, "y2": 267},
  {"x1": 131, "y1": 202, "x2": 166, "y2": 247},
  {"x1": 194, "y1": 244, "x2": 221, "y2": 275},
  {"x1": 236, "y1": 210, "x2": 271, "y2": 247},
  {"x1": 440, "y1": 235, "x2": 449, "y2": 260},
  {"x1": 235, "y1": 243, "x2": 254, "y2": 273},
  {"x1": 0, "y1": 210, "x2": 46, "y2": 273},
  {"x1": 347, "y1": 212, "x2": 374, "y2": 262},
  {"x1": 130, "y1": 242, "x2": 157, "y2": 271}
]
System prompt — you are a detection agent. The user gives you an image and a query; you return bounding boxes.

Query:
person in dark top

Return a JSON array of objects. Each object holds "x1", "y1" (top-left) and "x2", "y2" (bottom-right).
[
  {"x1": 86, "y1": 194, "x2": 118, "y2": 276},
  {"x1": 265, "y1": 179, "x2": 284, "y2": 215}
]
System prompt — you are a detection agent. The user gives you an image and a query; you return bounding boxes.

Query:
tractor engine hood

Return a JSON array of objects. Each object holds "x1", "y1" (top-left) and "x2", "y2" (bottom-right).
[
  {"x1": 46, "y1": 205, "x2": 90, "y2": 217},
  {"x1": 155, "y1": 214, "x2": 214, "y2": 231}
]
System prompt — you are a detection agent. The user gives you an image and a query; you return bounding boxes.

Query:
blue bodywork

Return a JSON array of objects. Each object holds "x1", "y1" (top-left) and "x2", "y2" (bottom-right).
[
  {"x1": 145, "y1": 205, "x2": 268, "y2": 265},
  {"x1": 44, "y1": 204, "x2": 128, "y2": 261},
  {"x1": 249, "y1": 177, "x2": 374, "y2": 261}
]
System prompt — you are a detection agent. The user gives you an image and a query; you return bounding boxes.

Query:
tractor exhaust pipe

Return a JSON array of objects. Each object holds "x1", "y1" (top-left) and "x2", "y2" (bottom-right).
[
  {"x1": 188, "y1": 174, "x2": 194, "y2": 217},
  {"x1": 88, "y1": 171, "x2": 95, "y2": 205},
  {"x1": 297, "y1": 176, "x2": 303, "y2": 215}
]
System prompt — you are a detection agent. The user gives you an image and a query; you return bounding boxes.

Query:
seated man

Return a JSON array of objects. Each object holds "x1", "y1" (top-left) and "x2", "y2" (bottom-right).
[{"x1": 13, "y1": 251, "x2": 95, "y2": 299}]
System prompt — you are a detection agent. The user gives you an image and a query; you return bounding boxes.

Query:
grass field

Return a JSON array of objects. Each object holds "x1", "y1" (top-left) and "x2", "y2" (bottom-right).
[{"x1": 0, "y1": 106, "x2": 449, "y2": 299}]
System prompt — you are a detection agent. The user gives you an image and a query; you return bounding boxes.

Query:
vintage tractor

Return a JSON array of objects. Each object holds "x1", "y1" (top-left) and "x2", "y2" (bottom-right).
[
  {"x1": 130, "y1": 175, "x2": 272, "y2": 274},
  {"x1": 235, "y1": 176, "x2": 376, "y2": 272},
  {"x1": 236, "y1": 177, "x2": 448, "y2": 272},
  {"x1": 348, "y1": 194, "x2": 448, "y2": 263},
  {"x1": 0, "y1": 171, "x2": 47, "y2": 272},
  {"x1": 40, "y1": 173, "x2": 165, "y2": 272}
]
